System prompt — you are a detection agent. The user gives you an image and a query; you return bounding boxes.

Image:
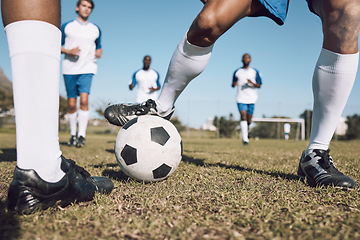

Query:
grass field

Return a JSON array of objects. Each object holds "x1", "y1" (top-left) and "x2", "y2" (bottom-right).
[{"x1": 1, "y1": 128, "x2": 360, "y2": 240}]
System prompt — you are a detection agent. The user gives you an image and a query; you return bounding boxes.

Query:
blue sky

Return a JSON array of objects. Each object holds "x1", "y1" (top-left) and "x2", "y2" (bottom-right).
[{"x1": 1, "y1": 1, "x2": 359, "y2": 128}]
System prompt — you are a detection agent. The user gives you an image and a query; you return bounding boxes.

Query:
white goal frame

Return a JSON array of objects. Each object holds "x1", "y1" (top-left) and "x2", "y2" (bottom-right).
[{"x1": 252, "y1": 118, "x2": 305, "y2": 141}]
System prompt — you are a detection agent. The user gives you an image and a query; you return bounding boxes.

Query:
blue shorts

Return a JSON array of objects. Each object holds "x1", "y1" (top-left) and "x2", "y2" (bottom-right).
[
  {"x1": 252, "y1": 0, "x2": 290, "y2": 26},
  {"x1": 237, "y1": 103, "x2": 255, "y2": 115},
  {"x1": 64, "y1": 74, "x2": 93, "y2": 98}
]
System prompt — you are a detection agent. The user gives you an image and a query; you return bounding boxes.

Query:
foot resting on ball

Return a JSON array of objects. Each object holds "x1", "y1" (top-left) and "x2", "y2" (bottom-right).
[
  {"x1": 7, "y1": 156, "x2": 114, "y2": 214},
  {"x1": 297, "y1": 149, "x2": 355, "y2": 189},
  {"x1": 104, "y1": 99, "x2": 174, "y2": 127}
]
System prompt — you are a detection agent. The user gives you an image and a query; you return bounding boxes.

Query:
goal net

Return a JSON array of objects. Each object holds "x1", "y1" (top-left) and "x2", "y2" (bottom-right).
[{"x1": 251, "y1": 118, "x2": 305, "y2": 141}]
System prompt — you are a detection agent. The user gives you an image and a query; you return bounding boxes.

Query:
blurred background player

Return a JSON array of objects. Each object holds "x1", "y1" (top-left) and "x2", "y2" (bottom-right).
[
  {"x1": 105, "y1": 0, "x2": 359, "y2": 189},
  {"x1": 232, "y1": 53, "x2": 262, "y2": 145},
  {"x1": 61, "y1": 0, "x2": 102, "y2": 148},
  {"x1": 129, "y1": 55, "x2": 161, "y2": 103},
  {"x1": 284, "y1": 122, "x2": 291, "y2": 141},
  {"x1": 2, "y1": 0, "x2": 113, "y2": 214}
]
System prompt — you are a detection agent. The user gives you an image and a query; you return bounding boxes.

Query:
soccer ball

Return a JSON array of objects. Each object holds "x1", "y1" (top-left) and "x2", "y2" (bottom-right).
[{"x1": 114, "y1": 115, "x2": 183, "y2": 182}]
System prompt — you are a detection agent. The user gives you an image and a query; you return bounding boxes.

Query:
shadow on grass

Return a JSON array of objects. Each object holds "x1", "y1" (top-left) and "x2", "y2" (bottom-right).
[
  {"x1": 102, "y1": 169, "x2": 131, "y2": 182},
  {"x1": 0, "y1": 148, "x2": 16, "y2": 162},
  {"x1": 59, "y1": 141, "x2": 69, "y2": 146},
  {"x1": 182, "y1": 155, "x2": 301, "y2": 181},
  {"x1": 92, "y1": 162, "x2": 131, "y2": 182},
  {"x1": 0, "y1": 185, "x2": 20, "y2": 240},
  {"x1": 105, "y1": 149, "x2": 115, "y2": 154}
]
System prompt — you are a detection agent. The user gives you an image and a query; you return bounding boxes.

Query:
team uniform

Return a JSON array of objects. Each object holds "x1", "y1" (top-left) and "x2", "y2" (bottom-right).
[
  {"x1": 232, "y1": 67, "x2": 262, "y2": 114},
  {"x1": 232, "y1": 66, "x2": 262, "y2": 145},
  {"x1": 61, "y1": 19, "x2": 101, "y2": 97},
  {"x1": 130, "y1": 68, "x2": 161, "y2": 103},
  {"x1": 61, "y1": 19, "x2": 102, "y2": 146}
]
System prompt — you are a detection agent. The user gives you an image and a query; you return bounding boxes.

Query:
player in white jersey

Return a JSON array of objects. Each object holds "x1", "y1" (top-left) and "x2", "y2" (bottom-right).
[
  {"x1": 2, "y1": 0, "x2": 113, "y2": 214},
  {"x1": 232, "y1": 53, "x2": 262, "y2": 145},
  {"x1": 284, "y1": 123, "x2": 291, "y2": 140},
  {"x1": 105, "y1": 0, "x2": 359, "y2": 189},
  {"x1": 61, "y1": 0, "x2": 102, "y2": 148},
  {"x1": 129, "y1": 55, "x2": 161, "y2": 103}
]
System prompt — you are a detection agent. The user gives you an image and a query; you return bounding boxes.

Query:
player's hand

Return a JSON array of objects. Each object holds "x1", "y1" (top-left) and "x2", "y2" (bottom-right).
[
  {"x1": 68, "y1": 46, "x2": 80, "y2": 56},
  {"x1": 149, "y1": 87, "x2": 156, "y2": 92},
  {"x1": 95, "y1": 48, "x2": 103, "y2": 59},
  {"x1": 247, "y1": 79, "x2": 254, "y2": 85}
]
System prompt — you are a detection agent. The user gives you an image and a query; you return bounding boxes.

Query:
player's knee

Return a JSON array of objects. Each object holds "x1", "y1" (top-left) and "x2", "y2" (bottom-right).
[
  {"x1": 68, "y1": 105, "x2": 77, "y2": 113},
  {"x1": 80, "y1": 100, "x2": 88, "y2": 109},
  {"x1": 188, "y1": 11, "x2": 222, "y2": 46}
]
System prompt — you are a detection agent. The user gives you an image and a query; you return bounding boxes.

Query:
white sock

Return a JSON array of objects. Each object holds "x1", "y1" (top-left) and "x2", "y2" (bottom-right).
[
  {"x1": 5, "y1": 20, "x2": 64, "y2": 183},
  {"x1": 240, "y1": 121, "x2": 249, "y2": 143},
  {"x1": 307, "y1": 48, "x2": 359, "y2": 154},
  {"x1": 78, "y1": 109, "x2": 89, "y2": 138},
  {"x1": 68, "y1": 112, "x2": 77, "y2": 136},
  {"x1": 156, "y1": 32, "x2": 213, "y2": 116}
]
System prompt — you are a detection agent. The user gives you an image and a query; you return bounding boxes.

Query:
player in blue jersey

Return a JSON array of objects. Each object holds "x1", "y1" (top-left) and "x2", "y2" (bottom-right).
[
  {"x1": 2, "y1": 0, "x2": 113, "y2": 214},
  {"x1": 105, "y1": 0, "x2": 359, "y2": 189},
  {"x1": 129, "y1": 55, "x2": 161, "y2": 103},
  {"x1": 61, "y1": 0, "x2": 103, "y2": 148},
  {"x1": 232, "y1": 53, "x2": 262, "y2": 145}
]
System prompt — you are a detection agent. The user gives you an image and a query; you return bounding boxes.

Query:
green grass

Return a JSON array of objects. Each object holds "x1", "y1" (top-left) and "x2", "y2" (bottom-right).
[{"x1": 1, "y1": 129, "x2": 360, "y2": 239}]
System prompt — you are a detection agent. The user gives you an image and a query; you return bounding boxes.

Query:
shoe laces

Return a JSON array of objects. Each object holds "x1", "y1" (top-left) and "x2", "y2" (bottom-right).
[
  {"x1": 127, "y1": 99, "x2": 156, "y2": 115},
  {"x1": 316, "y1": 149, "x2": 337, "y2": 171},
  {"x1": 67, "y1": 159, "x2": 91, "y2": 178}
]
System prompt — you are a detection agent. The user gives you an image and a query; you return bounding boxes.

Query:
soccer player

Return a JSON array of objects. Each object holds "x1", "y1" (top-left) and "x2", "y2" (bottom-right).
[
  {"x1": 2, "y1": 0, "x2": 113, "y2": 214},
  {"x1": 129, "y1": 55, "x2": 161, "y2": 103},
  {"x1": 232, "y1": 53, "x2": 262, "y2": 145},
  {"x1": 105, "y1": 0, "x2": 359, "y2": 189},
  {"x1": 284, "y1": 123, "x2": 291, "y2": 141},
  {"x1": 61, "y1": 0, "x2": 103, "y2": 148}
]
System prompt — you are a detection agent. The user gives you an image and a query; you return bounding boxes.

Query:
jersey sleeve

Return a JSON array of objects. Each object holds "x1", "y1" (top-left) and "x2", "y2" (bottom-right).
[
  {"x1": 130, "y1": 70, "x2": 139, "y2": 87},
  {"x1": 94, "y1": 24, "x2": 102, "y2": 50},
  {"x1": 60, "y1": 21, "x2": 71, "y2": 46},
  {"x1": 155, "y1": 70, "x2": 161, "y2": 87},
  {"x1": 254, "y1": 69, "x2": 262, "y2": 85},
  {"x1": 232, "y1": 68, "x2": 239, "y2": 84}
]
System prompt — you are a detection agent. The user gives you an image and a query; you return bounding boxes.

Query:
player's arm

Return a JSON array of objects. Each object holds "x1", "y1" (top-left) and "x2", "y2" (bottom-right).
[
  {"x1": 232, "y1": 70, "x2": 238, "y2": 87},
  {"x1": 129, "y1": 71, "x2": 138, "y2": 90},
  {"x1": 95, "y1": 27, "x2": 102, "y2": 59},
  {"x1": 150, "y1": 71, "x2": 161, "y2": 92},
  {"x1": 129, "y1": 83, "x2": 134, "y2": 90},
  {"x1": 61, "y1": 46, "x2": 80, "y2": 56},
  {"x1": 248, "y1": 69, "x2": 262, "y2": 88},
  {"x1": 247, "y1": 79, "x2": 261, "y2": 88}
]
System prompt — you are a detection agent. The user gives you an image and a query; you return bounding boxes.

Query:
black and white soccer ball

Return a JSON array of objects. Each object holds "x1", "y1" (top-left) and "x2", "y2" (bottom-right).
[{"x1": 115, "y1": 115, "x2": 183, "y2": 182}]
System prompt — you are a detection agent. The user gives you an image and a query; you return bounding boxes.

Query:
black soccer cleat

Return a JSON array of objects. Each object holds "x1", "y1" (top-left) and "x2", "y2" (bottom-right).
[
  {"x1": 76, "y1": 136, "x2": 86, "y2": 148},
  {"x1": 104, "y1": 99, "x2": 174, "y2": 127},
  {"x1": 297, "y1": 149, "x2": 355, "y2": 189},
  {"x1": 7, "y1": 156, "x2": 114, "y2": 214},
  {"x1": 67, "y1": 135, "x2": 77, "y2": 147}
]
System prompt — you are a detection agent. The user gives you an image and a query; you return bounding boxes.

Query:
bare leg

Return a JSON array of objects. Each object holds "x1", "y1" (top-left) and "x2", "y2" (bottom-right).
[
  {"x1": 2, "y1": 0, "x2": 60, "y2": 28},
  {"x1": 187, "y1": 0, "x2": 264, "y2": 46}
]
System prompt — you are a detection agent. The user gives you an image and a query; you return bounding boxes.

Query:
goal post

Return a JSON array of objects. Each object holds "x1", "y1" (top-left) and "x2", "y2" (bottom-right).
[{"x1": 252, "y1": 118, "x2": 305, "y2": 141}]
